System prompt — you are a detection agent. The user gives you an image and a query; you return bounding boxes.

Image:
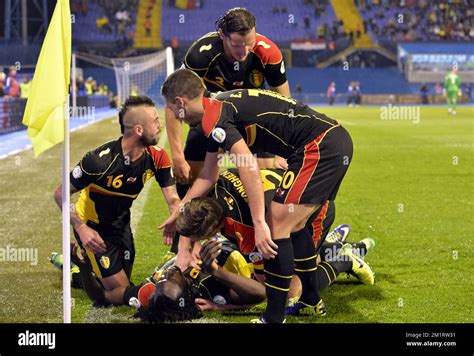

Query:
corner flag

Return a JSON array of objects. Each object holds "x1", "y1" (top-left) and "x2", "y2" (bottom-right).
[{"x1": 22, "y1": 0, "x2": 71, "y2": 157}]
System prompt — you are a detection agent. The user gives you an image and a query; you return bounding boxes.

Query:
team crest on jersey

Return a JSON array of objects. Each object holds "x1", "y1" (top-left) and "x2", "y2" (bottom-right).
[
  {"x1": 249, "y1": 252, "x2": 263, "y2": 263},
  {"x1": 211, "y1": 128, "x2": 226, "y2": 143},
  {"x1": 142, "y1": 169, "x2": 154, "y2": 184},
  {"x1": 224, "y1": 196, "x2": 234, "y2": 210},
  {"x1": 72, "y1": 165, "x2": 82, "y2": 179},
  {"x1": 100, "y1": 256, "x2": 110, "y2": 269},
  {"x1": 249, "y1": 70, "x2": 264, "y2": 87}
]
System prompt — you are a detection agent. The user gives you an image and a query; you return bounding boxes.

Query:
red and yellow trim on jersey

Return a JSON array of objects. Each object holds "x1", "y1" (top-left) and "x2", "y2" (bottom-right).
[
  {"x1": 138, "y1": 282, "x2": 156, "y2": 308},
  {"x1": 251, "y1": 34, "x2": 283, "y2": 66},
  {"x1": 284, "y1": 126, "x2": 338, "y2": 204},
  {"x1": 202, "y1": 96, "x2": 224, "y2": 137},
  {"x1": 311, "y1": 200, "x2": 330, "y2": 247},
  {"x1": 223, "y1": 217, "x2": 256, "y2": 255},
  {"x1": 84, "y1": 247, "x2": 103, "y2": 279}
]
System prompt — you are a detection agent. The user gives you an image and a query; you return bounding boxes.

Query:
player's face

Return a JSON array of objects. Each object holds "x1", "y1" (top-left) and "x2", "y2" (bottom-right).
[
  {"x1": 140, "y1": 107, "x2": 161, "y2": 146},
  {"x1": 154, "y1": 265, "x2": 190, "y2": 300},
  {"x1": 166, "y1": 99, "x2": 202, "y2": 127},
  {"x1": 223, "y1": 27, "x2": 256, "y2": 62}
]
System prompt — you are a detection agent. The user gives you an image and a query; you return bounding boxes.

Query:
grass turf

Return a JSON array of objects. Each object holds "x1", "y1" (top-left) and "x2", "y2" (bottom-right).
[{"x1": 0, "y1": 106, "x2": 472, "y2": 323}]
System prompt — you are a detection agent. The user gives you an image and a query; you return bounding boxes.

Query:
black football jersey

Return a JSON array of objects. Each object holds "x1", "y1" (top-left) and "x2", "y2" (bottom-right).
[
  {"x1": 201, "y1": 89, "x2": 340, "y2": 157},
  {"x1": 70, "y1": 137, "x2": 174, "y2": 233},
  {"x1": 183, "y1": 32, "x2": 287, "y2": 92}
]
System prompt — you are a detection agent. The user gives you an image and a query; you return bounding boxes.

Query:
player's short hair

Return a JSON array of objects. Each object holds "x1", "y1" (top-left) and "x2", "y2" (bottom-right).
[
  {"x1": 161, "y1": 68, "x2": 205, "y2": 103},
  {"x1": 215, "y1": 7, "x2": 256, "y2": 36},
  {"x1": 176, "y1": 197, "x2": 224, "y2": 240},
  {"x1": 118, "y1": 95, "x2": 155, "y2": 134}
]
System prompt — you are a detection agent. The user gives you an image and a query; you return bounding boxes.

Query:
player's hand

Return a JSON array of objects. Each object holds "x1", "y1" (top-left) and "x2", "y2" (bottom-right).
[
  {"x1": 273, "y1": 155, "x2": 288, "y2": 170},
  {"x1": 254, "y1": 222, "x2": 278, "y2": 259},
  {"x1": 173, "y1": 157, "x2": 192, "y2": 184},
  {"x1": 70, "y1": 243, "x2": 89, "y2": 268},
  {"x1": 175, "y1": 248, "x2": 201, "y2": 272},
  {"x1": 458, "y1": 90, "x2": 462, "y2": 96},
  {"x1": 76, "y1": 224, "x2": 106, "y2": 254},
  {"x1": 162, "y1": 228, "x2": 174, "y2": 246},
  {"x1": 199, "y1": 239, "x2": 221, "y2": 273},
  {"x1": 195, "y1": 298, "x2": 219, "y2": 311},
  {"x1": 159, "y1": 210, "x2": 179, "y2": 243}
]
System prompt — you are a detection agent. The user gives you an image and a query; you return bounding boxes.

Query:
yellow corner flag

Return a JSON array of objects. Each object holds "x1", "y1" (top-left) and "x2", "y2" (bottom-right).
[{"x1": 22, "y1": 0, "x2": 71, "y2": 157}]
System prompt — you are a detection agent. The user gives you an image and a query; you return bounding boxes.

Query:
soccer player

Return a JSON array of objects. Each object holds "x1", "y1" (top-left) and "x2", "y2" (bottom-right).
[
  {"x1": 70, "y1": 238, "x2": 266, "y2": 322},
  {"x1": 53, "y1": 96, "x2": 180, "y2": 291},
  {"x1": 443, "y1": 67, "x2": 462, "y2": 115},
  {"x1": 176, "y1": 170, "x2": 375, "y2": 317},
  {"x1": 166, "y1": 7, "x2": 290, "y2": 191},
  {"x1": 161, "y1": 69, "x2": 354, "y2": 323}
]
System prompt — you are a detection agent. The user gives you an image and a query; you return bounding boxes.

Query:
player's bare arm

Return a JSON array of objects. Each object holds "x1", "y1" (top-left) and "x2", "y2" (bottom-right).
[
  {"x1": 165, "y1": 107, "x2": 191, "y2": 182},
  {"x1": 160, "y1": 185, "x2": 180, "y2": 245},
  {"x1": 230, "y1": 139, "x2": 277, "y2": 259},
  {"x1": 53, "y1": 184, "x2": 106, "y2": 254}
]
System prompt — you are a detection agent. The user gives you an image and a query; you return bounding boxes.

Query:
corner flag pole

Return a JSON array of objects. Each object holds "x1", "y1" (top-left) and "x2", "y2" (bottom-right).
[{"x1": 62, "y1": 94, "x2": 71, "y2": 323}]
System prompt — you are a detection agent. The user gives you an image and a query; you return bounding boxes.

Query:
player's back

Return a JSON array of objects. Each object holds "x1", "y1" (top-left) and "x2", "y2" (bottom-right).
[{"x1": 208, "y1": 89, "x2": 340, "y2": 157}]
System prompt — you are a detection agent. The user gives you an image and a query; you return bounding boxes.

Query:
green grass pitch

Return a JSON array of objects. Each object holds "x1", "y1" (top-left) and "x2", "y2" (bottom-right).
[{"x1": 0, "y1": 106, "x2": 472, "y2": 323}]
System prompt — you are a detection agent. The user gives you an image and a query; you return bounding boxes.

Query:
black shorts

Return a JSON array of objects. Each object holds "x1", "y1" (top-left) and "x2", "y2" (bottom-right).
[
  {"x1": 184, "y1": 124, "x2": 275, "y2": 161},
  {"x1": 273, "y1": 125, "x2": 353, "y2": 205},
  {"x1": 74, "y1": 224, "x2": 135, "y2": 279}
]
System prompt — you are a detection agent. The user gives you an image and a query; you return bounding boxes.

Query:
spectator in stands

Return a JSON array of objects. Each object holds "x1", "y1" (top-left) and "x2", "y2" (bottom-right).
[
  {"x1": 465, "y1": 84, "x2": 472, "y2": 103},
  {"x1": 354, "y1": 82, "x2": 362, "y2": 105},
  {"x1": 5, "y1": 66, "x2": 20, "y2": 98},
  {"x1": 347, "y1": 82, "x2": 356, "y2": 106},
  {"x1": 77, "y1": 76, "x2": 86, "y2": 96},
  {"x1": 145, "y1": 19, "x2": 152, "y2": 37},
  {"x1": 420, "y1": 83, "x2": 429, "y2": 105},
  {"x1": 0, "y1": 71, "x2": 5, "y2": 98},
  {"x1": 435, "y1": 83, "x2": 442, "y2": 96},
  {"x1": 327, "y1": 82, "x2": 336, "y2": 106},
  {"x1": 85, "y1": 77, "x2": 93, "y2": 95},
  {"x1": 20, "y1": 75, "x2": 31, "y2": 99},
  {"x1": 96, "y1": 16, "x2": 112, "y2": 34}
]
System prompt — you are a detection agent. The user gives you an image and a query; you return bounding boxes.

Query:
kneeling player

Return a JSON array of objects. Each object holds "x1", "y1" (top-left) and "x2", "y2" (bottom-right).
[{"x1": 53, "y1": 96, "x2": 180, "y2": 292}]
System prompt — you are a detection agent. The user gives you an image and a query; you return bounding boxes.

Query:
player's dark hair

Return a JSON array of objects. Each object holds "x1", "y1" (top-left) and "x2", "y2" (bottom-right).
[
  {"x1": 161, "y1": 68, "x2": 205, "y2": 103},
  {"x1": 215, "y1": 7, "x2": 256, "y2": 36},
  {"x1": 118, "y1": 95, "x2": 155, "y2": 134},
  {"x1": 138, "y1": 293, "x2": 202, "y2": 323},
  {"x1": 176, "y1": 197, "x2": 224, "y2": 240}
]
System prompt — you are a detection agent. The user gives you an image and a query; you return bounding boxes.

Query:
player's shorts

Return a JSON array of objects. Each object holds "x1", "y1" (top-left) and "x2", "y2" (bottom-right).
[
  {"x1": 447, "y1": 91, "x2": 459, "y2": 100},
  {"x1": 273, "y1": 125, "x2": 353, "y2": 205},
  {"x1": 74, "y1": 224, "x2": 135, "y2": 279},
  {"x1": 184, "y1": 124, "x2": 275, "y2": 162}
]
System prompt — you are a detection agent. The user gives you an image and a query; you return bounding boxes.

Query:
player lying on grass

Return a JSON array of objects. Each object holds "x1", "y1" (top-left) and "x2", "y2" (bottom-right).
[
  {"x1": 175, "y1": 169, "x2": 375, "y2": 317},
  {"x1": 70, "y1": 238, "x2": 266, "y2": 322},
  {"x1": 161, "y1": 69, "x2": 354, "y2": 323},
  {"x1": 53, "y1": 96, "x2": 180, "y2": 292}
]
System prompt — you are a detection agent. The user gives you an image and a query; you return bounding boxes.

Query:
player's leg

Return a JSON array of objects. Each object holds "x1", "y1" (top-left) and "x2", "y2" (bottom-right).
[{"x1": 260, "y1": 201, "x2": 318, "y2": 323}]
